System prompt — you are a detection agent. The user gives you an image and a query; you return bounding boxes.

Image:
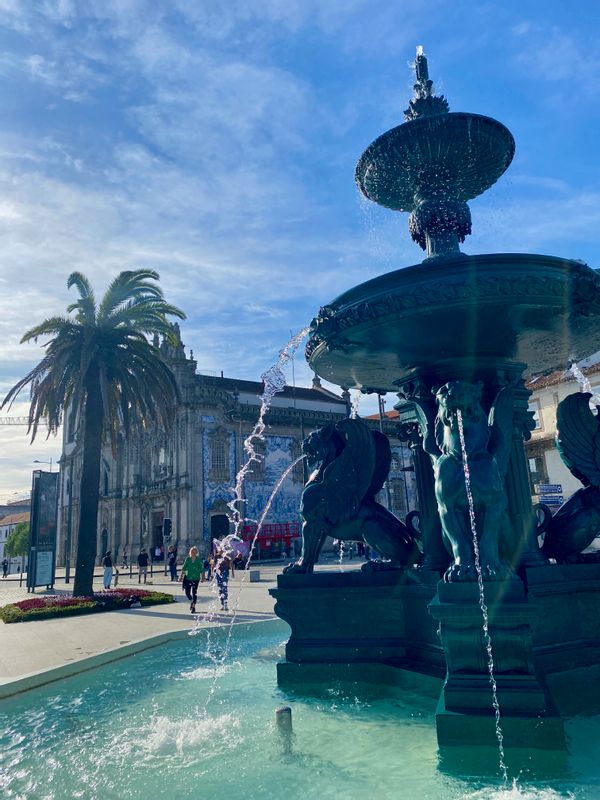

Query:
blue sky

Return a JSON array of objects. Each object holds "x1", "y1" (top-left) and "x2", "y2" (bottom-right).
[{"x1": 0, "y1": 0, "x2": 599, "y2": 498}]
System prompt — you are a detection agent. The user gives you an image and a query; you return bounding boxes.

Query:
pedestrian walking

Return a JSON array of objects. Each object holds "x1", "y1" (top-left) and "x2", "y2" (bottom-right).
[
  {"x1": 102, "y1": 550, "x2": 113, "y2": 590},
  {"x1": 137, "y1": 548, "x2": 149, "y2": 584},
  {"x1": 167, "y1": 545, "x2": 178, "y2": 581},
  {"x1": 180, "y1": 546, "x2": 203, "y2": 614},
  {"x1": 122, "y1": 547, "x2": 128, "y2": 568},
  {"x1": 214, "y1": 547, "x2": 234, "y2": 611},
  {"x1": 203, "y1": 557, "x2": 211, "y2": 581},
  {"x1": 2, "y1": 557, "x2": 8, "y2": 578}
]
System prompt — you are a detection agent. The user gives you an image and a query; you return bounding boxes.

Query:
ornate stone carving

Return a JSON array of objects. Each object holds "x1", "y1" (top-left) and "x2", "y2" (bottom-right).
[{"x1": 305, "y1": 265, "x2": 600, "y2": 361}]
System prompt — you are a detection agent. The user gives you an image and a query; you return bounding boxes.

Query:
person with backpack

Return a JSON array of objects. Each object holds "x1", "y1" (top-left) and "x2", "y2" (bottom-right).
[{"x1": 137, "y1": 548, "x2": 149, "y2": 584}]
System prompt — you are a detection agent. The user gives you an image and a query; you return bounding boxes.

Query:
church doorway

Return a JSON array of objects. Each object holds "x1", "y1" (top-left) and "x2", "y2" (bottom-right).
[{"x1": 210, "y1": 514, "x2": 230, "y2": 540}]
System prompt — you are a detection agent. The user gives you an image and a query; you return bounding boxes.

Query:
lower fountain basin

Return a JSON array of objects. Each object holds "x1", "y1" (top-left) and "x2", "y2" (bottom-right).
[
  {"x1": 2, "y1": 617, "x2": 600, "y2": 796},
  {"x1": 306, "y1": 253, "x2": 600, "y2": 391}
]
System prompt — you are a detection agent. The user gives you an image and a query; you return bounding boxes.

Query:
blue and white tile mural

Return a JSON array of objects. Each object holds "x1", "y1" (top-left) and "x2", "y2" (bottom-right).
[
  {"x1": 201, "y1": 427, "x2": 417, "y2": 541},
  {"x1": 244, "y1": 435, "x2": 303, "y2": 526},
  {"x1": 387, "y1": 444, "x2": 418, "y2": 514},
  {"x1": 202, "y1": 431, "x2": 302, "y2": 540}
]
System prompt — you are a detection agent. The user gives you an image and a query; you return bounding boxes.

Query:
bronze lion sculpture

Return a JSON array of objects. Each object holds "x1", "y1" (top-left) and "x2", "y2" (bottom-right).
[{"x1": 283, "y1": 417, "x2": 420, "y2": 574}]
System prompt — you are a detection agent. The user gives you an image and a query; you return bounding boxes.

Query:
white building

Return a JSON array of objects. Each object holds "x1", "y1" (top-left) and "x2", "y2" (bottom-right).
[{"x1": 525, "y1": 361, "x2": 600, "y2": 507}]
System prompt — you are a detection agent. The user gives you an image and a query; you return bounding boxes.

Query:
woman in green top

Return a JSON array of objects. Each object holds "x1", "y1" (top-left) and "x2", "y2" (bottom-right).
[{"x1": 180, "y1": 546, "x2": 202, "y2": 613}]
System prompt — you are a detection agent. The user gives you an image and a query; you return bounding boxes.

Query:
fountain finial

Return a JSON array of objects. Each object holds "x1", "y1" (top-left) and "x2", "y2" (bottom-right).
[
  {"x1": 404, "y1": 46, "x2": 449, "y2": 121},
  {"x1": 356, "y1": 46, "x2": 514, "y2": 258}
]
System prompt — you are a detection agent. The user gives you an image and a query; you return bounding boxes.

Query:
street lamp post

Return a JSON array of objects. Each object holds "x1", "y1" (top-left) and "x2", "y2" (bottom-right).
[{"x1": 33, "y1": 458, "x2": 53, "y2": 472}]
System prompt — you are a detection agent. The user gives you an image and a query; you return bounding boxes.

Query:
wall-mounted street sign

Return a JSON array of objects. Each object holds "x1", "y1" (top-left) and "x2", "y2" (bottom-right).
[
  {"x1": 26, "y1": 470, "x2": 59, "y2": 592},
  {"x1": 536, "y1": 484, "x2": 563, "y2": 494},
  {"x1": 540, "y1": 495, "x2": 564, "y2": 505}
]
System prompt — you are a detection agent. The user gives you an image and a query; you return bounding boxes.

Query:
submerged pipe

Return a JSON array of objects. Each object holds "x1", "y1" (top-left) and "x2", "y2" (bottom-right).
[{"x1": 275, "y1": 706, "x2": 293, "y2": 754}]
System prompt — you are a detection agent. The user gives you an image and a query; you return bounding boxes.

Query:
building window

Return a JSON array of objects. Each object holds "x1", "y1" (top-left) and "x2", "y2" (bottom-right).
[
  {"x1": 67, "y1": 407, "x2": 77, "y2": 442},
  {"x1": 245, "y1": 439, "x2": 266, "y2": 482},
  {"x1": 388, "y1": 478, "x2": 407, "y2": 515},
  {"x1": 527, "y1": 454, "x2": 549, "y2": 494},
  {"x1": 209, "y1": 428, "x2": 230, "y2": 483},
  {"x1": 290, "y1": 441, "x2": 305, "y2": 483},
  {"x1": 211, "y1": 439, "x2": 226, "y2": 471},
  {"x1": 528, "y1": 400, "x2": 542, "y2": 431}
]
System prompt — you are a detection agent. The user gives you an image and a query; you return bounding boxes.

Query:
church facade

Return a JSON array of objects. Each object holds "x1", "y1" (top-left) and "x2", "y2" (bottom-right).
[{"x1": 56, "y1": 326, "x2": 417, "y2": 565}]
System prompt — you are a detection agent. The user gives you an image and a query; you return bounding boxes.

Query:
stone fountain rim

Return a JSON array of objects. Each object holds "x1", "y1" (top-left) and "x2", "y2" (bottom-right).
[
  {"x1": 314, "y1": 252, "x2": 594, "y2": 311},
  {"x1": 305, "y1": 252, "x2": 600, "y2": 378}
]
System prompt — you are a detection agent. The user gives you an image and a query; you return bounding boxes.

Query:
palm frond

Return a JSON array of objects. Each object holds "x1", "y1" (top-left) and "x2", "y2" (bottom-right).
[
  {"x1": 98, "y1": 269, "x2": 164, "y2": 321},
  {"x1": 20, "y1": 317, "x2": 74, "y2": 344},
  {"x1": 67, "y1": 272, "x2": 96, "y2": 323}
]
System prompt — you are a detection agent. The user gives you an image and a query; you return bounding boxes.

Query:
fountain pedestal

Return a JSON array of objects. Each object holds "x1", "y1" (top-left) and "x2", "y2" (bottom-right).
[
  {"x1": 429, "y1": 579, "x2": 565, "y2": 750},
  {"x1": 272, "y1": 563, "x2": 600, "y2": 752},
  {"x1": 270, "y1": 569, "x2": 443, "y2": 687}
]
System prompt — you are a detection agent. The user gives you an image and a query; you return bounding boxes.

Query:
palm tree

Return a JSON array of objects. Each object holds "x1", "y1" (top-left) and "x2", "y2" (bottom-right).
[{"x1": 2, "y1": 269, "x2": 185, "y2": 596}]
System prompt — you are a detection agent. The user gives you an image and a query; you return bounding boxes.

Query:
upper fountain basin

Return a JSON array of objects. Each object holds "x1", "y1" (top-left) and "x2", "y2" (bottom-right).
[
  {"x1": 306, "y1": 253, "x2": 600, "y2": 391},
  {"x1": 356, "y1": 112, "x2": 515, "y2": 210}
]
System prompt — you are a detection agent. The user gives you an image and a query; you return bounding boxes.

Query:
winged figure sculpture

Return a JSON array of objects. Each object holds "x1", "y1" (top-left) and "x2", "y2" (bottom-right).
[{"x1": 541, "y1": 392, "x2": 600, "y2": 560}]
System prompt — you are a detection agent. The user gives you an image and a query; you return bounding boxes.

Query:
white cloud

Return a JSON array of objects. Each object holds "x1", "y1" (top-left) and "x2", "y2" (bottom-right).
[
  {"x1": 0, "y1": 1, "x2": 598, "y2": 500},
  {"x1": 510, "y1": 22, "x2": 600, "y2": 97}
]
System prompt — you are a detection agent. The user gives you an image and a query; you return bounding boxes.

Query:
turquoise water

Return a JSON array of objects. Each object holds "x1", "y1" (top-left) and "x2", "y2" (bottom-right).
[{"x1": 0, "y1": 619, "x2": 598, "y2": 800}]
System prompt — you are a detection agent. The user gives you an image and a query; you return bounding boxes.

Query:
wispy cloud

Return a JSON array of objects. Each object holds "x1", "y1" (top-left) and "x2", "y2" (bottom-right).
[{"x1": 0, "y1": 2, "x2": 599, "y2": 498}]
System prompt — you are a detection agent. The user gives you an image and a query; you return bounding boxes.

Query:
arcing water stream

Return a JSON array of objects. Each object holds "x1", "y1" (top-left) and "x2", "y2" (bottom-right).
[
  {"x1": 190, "y1": 328, "x2": 309, "y2": 711},
  {"x1": 456, "y1": 409, "x2": 509, "y2": 786}
]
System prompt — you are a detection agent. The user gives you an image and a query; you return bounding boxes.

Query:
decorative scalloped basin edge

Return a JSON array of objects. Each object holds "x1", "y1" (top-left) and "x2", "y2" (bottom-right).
[
  {"x1": 307, "y1": 253, "x2": 600, "y2": 391},
  {"x1": 355, "y1": 113, "x2": 515, "y2": 210}
]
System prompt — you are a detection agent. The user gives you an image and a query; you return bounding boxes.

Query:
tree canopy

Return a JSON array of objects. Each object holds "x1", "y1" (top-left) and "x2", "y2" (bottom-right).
[
  {"x1": 4, "y1": 521, "x2": 30, "y2": 558},
  {"x1": 2, "y1": 269, "x2": 186, "y2": 595}
]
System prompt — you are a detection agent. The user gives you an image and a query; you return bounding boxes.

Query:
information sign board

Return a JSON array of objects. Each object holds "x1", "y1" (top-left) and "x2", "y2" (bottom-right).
[
  {"x1": 27, "y1": 470, "x2": 58, "y2": 592},
  {"x1": 536, "y1": 484, "x2": 563, "y2": 494}
]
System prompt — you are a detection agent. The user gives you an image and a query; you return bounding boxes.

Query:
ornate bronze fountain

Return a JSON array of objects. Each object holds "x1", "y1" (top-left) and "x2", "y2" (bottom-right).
[{"x1": 271, "y1": 49, "x2": 600, "y2": 761}]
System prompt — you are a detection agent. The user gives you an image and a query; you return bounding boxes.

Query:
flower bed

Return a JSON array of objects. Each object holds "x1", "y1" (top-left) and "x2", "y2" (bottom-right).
[{"x1": 0, "y1": 588, "x2": 174, "y2": 624}]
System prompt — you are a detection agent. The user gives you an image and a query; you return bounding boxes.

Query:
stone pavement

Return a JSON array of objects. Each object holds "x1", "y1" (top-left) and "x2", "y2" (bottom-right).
[{"x1": 0, "y1": 559, "x2": 360, "y2": 698}]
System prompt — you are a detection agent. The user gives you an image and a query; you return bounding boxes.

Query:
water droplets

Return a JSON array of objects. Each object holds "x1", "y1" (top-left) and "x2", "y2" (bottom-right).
[
  {"x1": 569, "y1": 362, "x2": 600, "y2": 412},
  {"x1": 350, "y1": 389, "x2": 362, "y2": 419}
]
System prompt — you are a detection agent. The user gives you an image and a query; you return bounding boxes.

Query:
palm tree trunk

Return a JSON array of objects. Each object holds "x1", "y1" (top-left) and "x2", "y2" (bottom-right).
[{"x1": 73, "y1": 367, "x2": 104, "y2": 596}]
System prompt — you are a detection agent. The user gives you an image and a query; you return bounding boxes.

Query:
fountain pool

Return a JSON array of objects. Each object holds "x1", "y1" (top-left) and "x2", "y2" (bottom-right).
[{"x1": 0, "y1": 619, "x2": 598, "y2": 799}]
